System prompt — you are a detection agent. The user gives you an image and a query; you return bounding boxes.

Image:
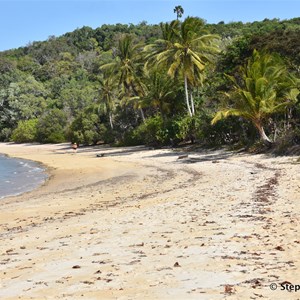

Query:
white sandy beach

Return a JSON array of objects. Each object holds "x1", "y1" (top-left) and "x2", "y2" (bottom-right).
[{"x1": 0, "y1": 142, "x2": 299, "y2": 299}]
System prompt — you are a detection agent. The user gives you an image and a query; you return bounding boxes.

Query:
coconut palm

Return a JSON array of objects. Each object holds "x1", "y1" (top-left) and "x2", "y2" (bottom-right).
[
  {"x1": 141, "y1": 68, "x2": 177, "y2": 120},
  {"x1": 144, "y1": 20, "x2": 180, "y2": 66},
  {"x1": 101, "y1": 34, "x2": 145, "y2": 121},
  {"x1": 148, "y1": 17, "x2": 220, "y2": 116},
  {"x1": 173, "y1": 5, "x2": 184, "y2": 20},
  {"x1": 211, "y1": 50, "x2": 299, "y2": 143},
  {"x1": 98, "y1": 72, "x2": 117, "y2": 129}
]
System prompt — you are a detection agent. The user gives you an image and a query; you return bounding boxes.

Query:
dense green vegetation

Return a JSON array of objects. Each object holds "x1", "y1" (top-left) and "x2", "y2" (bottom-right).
[{"x1": 1, "y1": 13, "x2": 300, "y2": 153}]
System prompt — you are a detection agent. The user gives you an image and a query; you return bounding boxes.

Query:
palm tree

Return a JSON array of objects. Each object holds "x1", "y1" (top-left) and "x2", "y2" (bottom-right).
[
  {"x1": 98, "y1": 72, "x2": 117, "y2": 129},
  {"x1": 148, "y1": 17, "x2": 220, "y2": 117},
  {"x1": 211, "y1": 50, "x2": 299, "y2": 144},
  {"x1": 141, "y1": 68, "x2": 177, "y2": 121},
  {"x1": 144, "y1": 20, "x2": 180, "y2": 66},
  {"x1": 101, "y1": 34, "x2": 145, "y2": 121},
  {"x1": 174, "y1": 5, "x2": 184, "y2": 20}
]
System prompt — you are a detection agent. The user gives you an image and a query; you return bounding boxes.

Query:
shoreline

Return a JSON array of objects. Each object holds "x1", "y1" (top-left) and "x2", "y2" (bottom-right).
[
  {"x1": 0, "y1": 143, "x2": 140, "y2": 206},
  {"x1": 0, "y1": 143, "x2": 299, "y2": 299},
  {"x1": 0, "y1": 152, "x2": 49, "y2": 201}
]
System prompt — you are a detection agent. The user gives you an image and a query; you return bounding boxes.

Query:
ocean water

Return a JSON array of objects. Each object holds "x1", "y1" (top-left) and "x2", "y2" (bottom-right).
[{"x1": 0, "y1": 154, "x2": 47, "y2": 199}]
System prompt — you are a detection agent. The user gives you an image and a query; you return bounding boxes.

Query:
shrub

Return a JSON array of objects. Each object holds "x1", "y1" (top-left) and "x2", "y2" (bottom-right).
[
  {"x1": 117, "y1": 129, "x2": 143, "y2": 146},
  {"x1": 201, "y1": 115, "x2": 256, "y2": 147},
  {"x1": 11, "y1": 119, "x2": 38, "y2": 143},
  {"x1": 36, "y1": 109, "x2": 67, "y2": 143},
  {"x1": 68, "y1": 112, "x2": 108, "y2": 145},
  {"x1": 132, "y1": 115, "x2": 178, "y2": 147},
  {"x1": 0, "y1": 127, "x2": 13, "y2": 142},
  {"x1": 175, "y1": 115, "x2": 199, "y2": 143},
  {"x1": 272, "y1": 127, "x2": 300, "y2": 155}
]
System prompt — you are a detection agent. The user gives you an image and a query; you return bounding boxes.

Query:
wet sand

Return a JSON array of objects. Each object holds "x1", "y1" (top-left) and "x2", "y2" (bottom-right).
[{"x1": 0, "y1": 142, "x2": 299, "y2": 299}]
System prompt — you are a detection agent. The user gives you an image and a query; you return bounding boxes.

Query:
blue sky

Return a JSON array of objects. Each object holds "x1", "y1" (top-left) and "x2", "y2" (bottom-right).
[{"x1": 0, "y1": 0, "x2": 299, "y2": 51}]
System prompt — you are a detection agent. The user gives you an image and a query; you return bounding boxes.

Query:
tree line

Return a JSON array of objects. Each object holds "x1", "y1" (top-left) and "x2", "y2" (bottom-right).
[{"x1": 1, "y1": 14, "x2": 300, "y2": 153}]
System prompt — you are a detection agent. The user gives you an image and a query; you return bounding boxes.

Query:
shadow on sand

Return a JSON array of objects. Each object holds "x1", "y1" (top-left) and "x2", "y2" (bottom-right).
[{"x1": 150, "y1": 149, "x2": 235, "y2": 164}]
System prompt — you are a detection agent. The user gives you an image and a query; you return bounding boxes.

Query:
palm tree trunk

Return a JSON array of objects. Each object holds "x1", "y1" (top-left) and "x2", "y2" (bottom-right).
[
  {"x1": 184, "y1": 75, "x2": 192, "y2": 117},
  {"x1": 109, "y1": 112, "x2": 114, "y2": 129},
  {"x1": 140, "y1": 108, "x2": 145, "y2": 123},
  {"x1": 190, "y1": 92, "x2": 195, "y2": 116},
  {"x1": 256, "y1": 124, "x2": 272, "y2": 144}
]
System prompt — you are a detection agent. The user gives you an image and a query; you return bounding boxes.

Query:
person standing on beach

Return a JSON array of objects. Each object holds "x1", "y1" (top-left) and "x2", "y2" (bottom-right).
[{"x1": 72, "y1": 142, "x2": 78, "y2": 153}]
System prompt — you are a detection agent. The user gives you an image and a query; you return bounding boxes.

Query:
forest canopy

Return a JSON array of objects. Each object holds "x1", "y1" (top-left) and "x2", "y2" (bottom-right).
[{"x1": 1, "y1": 15, "x2": 300, "y2": 153}]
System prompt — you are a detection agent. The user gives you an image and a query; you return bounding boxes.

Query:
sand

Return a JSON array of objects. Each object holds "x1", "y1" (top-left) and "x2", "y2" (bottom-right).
[{"x1": 0, "y1": 142, "x2": 299, "y2": 300}]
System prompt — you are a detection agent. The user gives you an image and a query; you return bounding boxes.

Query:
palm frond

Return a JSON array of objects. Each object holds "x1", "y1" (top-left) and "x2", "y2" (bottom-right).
[{"x1": 213, "y1": 49, "x2": 298, "y2": 136}]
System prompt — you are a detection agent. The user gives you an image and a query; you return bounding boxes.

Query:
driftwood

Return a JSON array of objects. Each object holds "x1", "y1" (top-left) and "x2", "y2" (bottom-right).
[{"x1": 177, "y1": 154, "x2": 189, "y2": 160}]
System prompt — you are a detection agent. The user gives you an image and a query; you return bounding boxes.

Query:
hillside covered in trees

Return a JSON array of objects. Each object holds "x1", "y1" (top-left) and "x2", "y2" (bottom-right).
[{"x1": 1, "y1": 13, "x2": 300, "y2": 153}]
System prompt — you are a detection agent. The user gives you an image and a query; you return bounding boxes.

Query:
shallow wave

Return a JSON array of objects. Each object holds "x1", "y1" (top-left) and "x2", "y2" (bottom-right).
[{"x1": 0, "y1": 154, "x2": 48, "y2": 199}]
